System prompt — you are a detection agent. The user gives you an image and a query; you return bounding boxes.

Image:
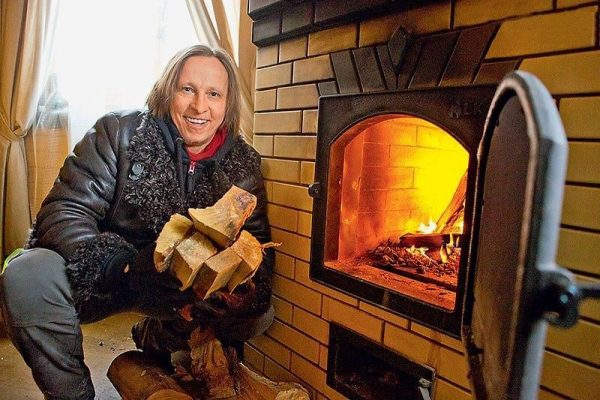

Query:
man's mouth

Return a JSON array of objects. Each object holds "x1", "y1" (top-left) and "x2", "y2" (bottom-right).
[{"x1": 185, "y1": 116, "x2": 208, "y2": 126}]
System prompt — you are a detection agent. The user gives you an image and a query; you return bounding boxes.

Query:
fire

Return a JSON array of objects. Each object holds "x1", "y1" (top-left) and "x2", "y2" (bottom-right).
[
  {"x1": 404, "y1": 219, "x2": 462, "y2": 266},
  {"x1": 448, "y1": 233, "x2": 461, "y2": 248},
  {"x1": 417, "y1": 219, "x2": 437, "y2": 234},
  {"x1": 439, "y1": 243, "x2": 449, "y2": 263}
]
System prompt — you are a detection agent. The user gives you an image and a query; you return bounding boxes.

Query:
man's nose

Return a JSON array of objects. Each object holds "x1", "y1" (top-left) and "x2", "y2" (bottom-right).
[{"x1": 191, "y1": 94, "x2": 207, "y2": 113}]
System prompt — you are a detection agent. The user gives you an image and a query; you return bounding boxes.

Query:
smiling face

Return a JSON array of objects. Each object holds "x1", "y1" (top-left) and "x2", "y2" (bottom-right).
[{"x1": 170, "y1": 56, "x2": 228, "y2": 153}]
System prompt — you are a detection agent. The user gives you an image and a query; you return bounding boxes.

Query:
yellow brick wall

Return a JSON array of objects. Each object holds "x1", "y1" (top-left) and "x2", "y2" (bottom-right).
[{"x1": 251, "y1": 2, "x2": 600, "y2": 399}]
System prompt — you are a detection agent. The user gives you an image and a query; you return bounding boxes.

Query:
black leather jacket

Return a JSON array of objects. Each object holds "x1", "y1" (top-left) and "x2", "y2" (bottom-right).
[{"x1": 28, "y1": 110, "x2": 272, "y2": 320}]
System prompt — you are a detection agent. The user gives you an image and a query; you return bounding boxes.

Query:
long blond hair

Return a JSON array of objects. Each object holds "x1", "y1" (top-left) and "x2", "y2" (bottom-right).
[{"x1": 146, "y1": 45, "x2": 240, "y2": 135}]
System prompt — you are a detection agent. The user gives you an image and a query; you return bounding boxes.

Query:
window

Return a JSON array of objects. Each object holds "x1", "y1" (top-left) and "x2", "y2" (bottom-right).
[{"x1": 50, "y1": 0, "x2": 199, "y2": 148}]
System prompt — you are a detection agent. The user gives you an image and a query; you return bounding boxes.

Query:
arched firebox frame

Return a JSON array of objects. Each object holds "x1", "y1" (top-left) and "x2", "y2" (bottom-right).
[{"x1": 309, "y1": 85, "x2": 496, "y2": 337}]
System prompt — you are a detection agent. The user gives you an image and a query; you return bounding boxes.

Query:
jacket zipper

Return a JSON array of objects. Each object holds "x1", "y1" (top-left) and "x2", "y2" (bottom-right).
[{"x1": 186, "y1": 161, "x2": 196, "y2": 195}]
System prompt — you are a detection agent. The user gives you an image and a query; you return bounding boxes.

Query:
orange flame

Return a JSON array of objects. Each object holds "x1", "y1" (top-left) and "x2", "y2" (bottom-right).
[{"x1": 440, "y1": 244, "x2": 449, "y2": 263}]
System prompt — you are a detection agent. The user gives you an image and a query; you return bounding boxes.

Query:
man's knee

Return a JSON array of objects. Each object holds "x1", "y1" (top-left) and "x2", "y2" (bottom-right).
[{"x1": 1, "y1": 248, "x2": 75, "y2": 326}]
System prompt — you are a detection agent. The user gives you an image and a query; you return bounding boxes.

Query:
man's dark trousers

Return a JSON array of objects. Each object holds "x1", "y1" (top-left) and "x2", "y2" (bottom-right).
[{"x1": 0, "y1": 248, "x2": 96, "y2": 400}]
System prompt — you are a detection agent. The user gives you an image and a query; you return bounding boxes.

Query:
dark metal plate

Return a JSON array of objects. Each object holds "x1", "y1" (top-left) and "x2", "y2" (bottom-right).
[{"x1": 464, "y1": 71, "x2": 569, "y2": 400}]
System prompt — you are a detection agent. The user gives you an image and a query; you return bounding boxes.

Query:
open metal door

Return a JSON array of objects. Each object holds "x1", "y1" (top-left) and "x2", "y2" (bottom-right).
[{"x1": 462, "y1": 71, "x2": 600, "y2": 400}]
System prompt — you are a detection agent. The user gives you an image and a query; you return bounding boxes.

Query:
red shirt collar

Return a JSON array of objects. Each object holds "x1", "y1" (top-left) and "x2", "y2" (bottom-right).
[{"x1": 186, "y1": 127, "x2": 227, "y2": 162}]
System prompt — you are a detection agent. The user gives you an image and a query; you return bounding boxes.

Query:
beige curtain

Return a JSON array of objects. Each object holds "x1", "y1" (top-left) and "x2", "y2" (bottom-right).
[
  {"x1": 185, "y1": 0, "x2": 255, "y2": 140},
  {"x1": 0, "y1": 0, "x2": 58, "y2": 260}
]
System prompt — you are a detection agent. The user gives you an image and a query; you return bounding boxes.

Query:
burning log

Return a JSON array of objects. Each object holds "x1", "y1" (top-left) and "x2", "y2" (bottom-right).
[
  {"x1": 436, "y1": 171, "x2": 467, "y2": 234},
  {"x1": 371, "y1": 239, "x2": 460, "y2": 275},
  {"x1": 369, "y1": 238, "x2": 460, "y2": 291},
  {"x1": 399, "y1": 233, "x2": 462, "y2": 249}
]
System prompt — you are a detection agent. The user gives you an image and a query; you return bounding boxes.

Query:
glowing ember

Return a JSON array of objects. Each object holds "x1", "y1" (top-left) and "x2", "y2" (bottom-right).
[{"x1": 369, "y1": 237, "x2": 460, "y2": 280}]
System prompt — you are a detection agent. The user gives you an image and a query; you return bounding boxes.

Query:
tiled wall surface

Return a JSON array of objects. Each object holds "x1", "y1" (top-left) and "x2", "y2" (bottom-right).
[{"x1": 249, "y1": 1, "x2": 600, "y2": 399}]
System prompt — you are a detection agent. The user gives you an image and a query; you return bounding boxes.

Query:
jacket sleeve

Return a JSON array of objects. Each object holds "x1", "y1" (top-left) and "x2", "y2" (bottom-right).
[{"x1": 30, "y1": 112, "x2": 136, "y2": 306}]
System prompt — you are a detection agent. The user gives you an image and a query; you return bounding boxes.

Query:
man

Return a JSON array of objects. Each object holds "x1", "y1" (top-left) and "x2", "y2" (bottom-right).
[{"x1": 0, "y1": 45, "x2": 273, "y2": 400}]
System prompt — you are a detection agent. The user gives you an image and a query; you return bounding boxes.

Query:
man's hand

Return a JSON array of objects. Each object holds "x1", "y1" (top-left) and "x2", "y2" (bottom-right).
[
  {"x1": 126, "y1": 242, "x2": 195, "y2": 309},
  {"x1": 191, "y1": 281, "x2": 257, "y2": 321},
  {"x1": 190, "y1": 281, "x2": 271, "y2": 341},
  {"x1": 209, "y1": 281, "x2": 257, "y2": 315}
]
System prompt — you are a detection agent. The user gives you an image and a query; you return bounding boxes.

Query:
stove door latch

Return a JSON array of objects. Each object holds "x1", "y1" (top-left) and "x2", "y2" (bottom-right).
[{"x1": 541, "y1": 267, "x2": 600, "y2": 328}]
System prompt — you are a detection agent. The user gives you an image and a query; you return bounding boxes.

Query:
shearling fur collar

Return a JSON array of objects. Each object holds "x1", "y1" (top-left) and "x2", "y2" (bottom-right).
[{"x1": 122, "y1": 112, "x2": 260, "y2": 235}]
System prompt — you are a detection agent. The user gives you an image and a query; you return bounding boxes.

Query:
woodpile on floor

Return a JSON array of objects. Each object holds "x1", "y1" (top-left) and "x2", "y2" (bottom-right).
[
  {"x1": 107, "y1": 348, "x2": 310, "y2": 400},
  {"x1": 108, "y1": 186, "x2": 302, "y2": 399}
]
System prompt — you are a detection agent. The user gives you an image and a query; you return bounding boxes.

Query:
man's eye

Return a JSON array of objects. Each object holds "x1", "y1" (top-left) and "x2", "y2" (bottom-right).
[
  {"x1": 182, "y1": 86, "x2": 194, "y2": 93},
  {"x1": 208, "y1": 91, "x2": 221, "y2": 98}
]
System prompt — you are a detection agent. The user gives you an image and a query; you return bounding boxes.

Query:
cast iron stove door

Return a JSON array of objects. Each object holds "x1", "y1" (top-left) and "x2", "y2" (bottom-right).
[{"x1": 463, "y1": 71, "x2": 600, "y2": 399}]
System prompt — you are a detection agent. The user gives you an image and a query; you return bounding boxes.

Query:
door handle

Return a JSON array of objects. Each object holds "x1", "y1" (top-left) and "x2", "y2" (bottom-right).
[
  {"x1": 308, "y1": 182, "x2": 321, "y2": 198},
  {"x1": 541, "y1": 268, "x2": 600, "y2": 328}
]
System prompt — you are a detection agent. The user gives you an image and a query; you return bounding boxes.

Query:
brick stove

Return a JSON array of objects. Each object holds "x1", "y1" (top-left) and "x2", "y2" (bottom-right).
[{"x1": 247, "y1": 2, "x2": 600, "y2": 399}]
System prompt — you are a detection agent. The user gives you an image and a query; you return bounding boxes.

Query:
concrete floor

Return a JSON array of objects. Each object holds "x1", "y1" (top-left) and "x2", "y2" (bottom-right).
[{"x1": 0, "y1": 312, "x2": 144, "y2": 399}]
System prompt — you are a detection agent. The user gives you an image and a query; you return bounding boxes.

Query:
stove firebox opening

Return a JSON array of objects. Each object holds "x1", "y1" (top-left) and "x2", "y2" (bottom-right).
[{"x1": 324, "y1": 115, "x2": 469, "y2": 311}]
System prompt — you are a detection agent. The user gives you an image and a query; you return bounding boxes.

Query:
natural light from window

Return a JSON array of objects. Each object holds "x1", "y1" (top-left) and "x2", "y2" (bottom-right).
[{"x1": 50, "y1": 0, "x2": 200, "y2": 148}]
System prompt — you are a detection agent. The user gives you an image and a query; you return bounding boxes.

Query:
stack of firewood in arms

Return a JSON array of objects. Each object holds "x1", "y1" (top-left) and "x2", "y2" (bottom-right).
[
  {"x1": 155, "y1": 185, "x2": 266, "y2": 299},
  {"x1": 108, "y1": 186, "x2": 309, "y2": 399},
  {"x1": 108, "y1": 185, "x2": 308, "y2": 400}
]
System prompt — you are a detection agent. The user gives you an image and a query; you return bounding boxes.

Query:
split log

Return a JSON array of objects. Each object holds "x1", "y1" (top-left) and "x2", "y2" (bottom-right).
[
  {"x1": 193, "y1": 247, "x2": 242, "y2": 300},
  {"x1": 189, "y1": 185, "x2": 257, "y2": 248},
  {"x1": 189, "y1": 328, "x2": 236, "y2": 399},
  {"x1": 226, "y1": 230, "x2": 263, "y2": 292},
  {"x1": 399, "y1": 233, "x2": 464, "y2": 249},
  {"x1": 107, "y1": 351, "x2": 192, "y2": 400},
  {"x1": 108, "y1": 351, "x2": 310, "y2": 400},
  {"x1": 436, "y1": 171, "x2": 467, "y2": 234},
  {"x1": 235, "y1": 363, "x2": 310, "y2": 400},
  {"x1": 171, "y1": 232, "x2": 218, "y2": 290},
  {"x1": 154, "y1": 214, "x2": 194, "y2": 272}
]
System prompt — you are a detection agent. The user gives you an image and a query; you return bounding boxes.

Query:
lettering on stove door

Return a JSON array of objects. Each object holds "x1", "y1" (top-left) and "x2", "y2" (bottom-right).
[{"x1": 450, "y1": 99, "x2": 486, "y2": 119}]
